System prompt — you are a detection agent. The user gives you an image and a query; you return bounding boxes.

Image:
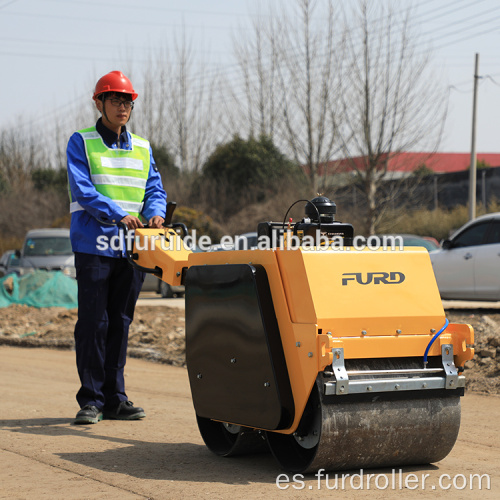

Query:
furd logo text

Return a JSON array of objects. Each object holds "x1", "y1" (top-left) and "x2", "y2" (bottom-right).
[{"x1": 341, "y1": 272, "x2": 406, "y2": 286}]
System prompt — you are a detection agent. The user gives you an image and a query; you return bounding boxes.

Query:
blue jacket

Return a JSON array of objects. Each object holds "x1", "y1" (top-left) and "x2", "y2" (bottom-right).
[{"x1": 67, "y1": 119, "x2": 167, "y2": 257}]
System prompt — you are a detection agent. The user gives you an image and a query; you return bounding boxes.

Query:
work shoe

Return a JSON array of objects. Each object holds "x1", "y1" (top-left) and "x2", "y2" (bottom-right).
[
  {"x1": 104, "y1": 401, "x2": 146, "y2": 420},
  {"x1": 74, "y1": 405, "x2": 103, "y2": 425}
]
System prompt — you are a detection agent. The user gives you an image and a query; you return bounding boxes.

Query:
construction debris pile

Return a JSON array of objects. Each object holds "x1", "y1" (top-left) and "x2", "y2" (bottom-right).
[{"x1": 0, "y1": 304, "x2": 499, "y2": 394}]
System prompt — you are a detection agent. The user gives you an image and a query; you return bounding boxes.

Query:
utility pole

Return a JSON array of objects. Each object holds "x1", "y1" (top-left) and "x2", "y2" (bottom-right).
[{"x1": 469, "y1": 53, "x2": 480, "y2": 221}]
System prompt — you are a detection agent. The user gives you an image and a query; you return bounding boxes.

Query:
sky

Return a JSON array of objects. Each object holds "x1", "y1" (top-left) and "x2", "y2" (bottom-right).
[{"x1": 1, "y1": 0, "x2": 500, "y2": 153}]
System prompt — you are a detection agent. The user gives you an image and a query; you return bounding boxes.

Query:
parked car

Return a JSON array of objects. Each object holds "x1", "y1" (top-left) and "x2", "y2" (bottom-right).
[
  {"x1": 141, "y1": 273, "x2": 185, "y2": 298},
  {"x1": 376, "y1": 234, "x2": 440, "y2": 252},
  {"x1": 235, "y1": 232, "x2": 259, "y2": 250},
  {"x1": 207, "y1": 243, "x2": 234, "y2": 252},
  {"x1": 16, "y1": 228, "x2": 76, "y2": 278},
  {"x1": 429, "y1": 213, "x2": 500, "y2": 301},
  {"x1": 206, "y1": 233, "x2": 258, "y2": 252},
  {"x1": 0, "y1": 250, "x2": 22, "y2": 278}
]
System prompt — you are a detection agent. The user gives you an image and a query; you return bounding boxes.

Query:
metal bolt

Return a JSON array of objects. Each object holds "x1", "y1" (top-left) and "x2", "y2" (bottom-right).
[
  {"x1": 367, "y1": 386, "x2": 373, "y2": 392},
  {"x1": 230, "y1": 358, "x2": 236, "y2": 364},
  {"x1": 396, "y1": 329, "x2": 402, "y2": 334},
  {"x1": 361, "y1": 330, "x2": 367, "y2": 336},
  {"x1": 422, "y1": 383, "x2": 428, "y2": 389},
  {"x1": 327, "y1": 331, "x2": 332, "y2": 336},
  {"x1": 296, "y1": 342, "x2": 301, "y2": 347},
  {"x1": 308, "y1": 352, "x2": 313, "y2": 358},
  {"x1": 339, "y1": 386, "x2": 345, "y2": 393},
  {"x1": 264, "y1": 382, "x2": 270, "y2": 387},
  {"x1": 197, "y1": 373, "x2": 202, "y2": 379},
  {"x1": 395, "y1": 384, "x2": 400, "y2": 390},
  {"x1": 176, "y1": 271, "x2": 181, "y2": 277},
  {"x1": 430, "y1": 328, "x2": 436, "y2": 334},
  {"x1": 449, "y1": 380, "x2": 455, "y2": 386}
]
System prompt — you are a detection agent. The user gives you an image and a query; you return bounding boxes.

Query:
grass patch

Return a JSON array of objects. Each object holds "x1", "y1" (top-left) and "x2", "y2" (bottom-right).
[{"x1": 375, "y1": 200, "x2": 499, "y2": 241}]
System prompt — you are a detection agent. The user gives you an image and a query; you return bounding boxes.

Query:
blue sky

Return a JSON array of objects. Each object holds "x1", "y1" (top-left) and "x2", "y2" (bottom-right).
[{"x1": 1, "y1": 0, "x2": 500, "y2": 153}]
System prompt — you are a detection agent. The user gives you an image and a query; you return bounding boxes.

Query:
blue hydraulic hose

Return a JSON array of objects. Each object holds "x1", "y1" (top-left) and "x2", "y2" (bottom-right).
[{"x1": 423, "y1": 318, "x2": 449, "y2": 367}]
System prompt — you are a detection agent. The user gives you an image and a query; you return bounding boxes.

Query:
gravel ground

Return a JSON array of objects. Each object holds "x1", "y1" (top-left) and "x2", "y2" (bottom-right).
[{"x1": 0, "y1": 303, "x2": 499, "y2": 394}]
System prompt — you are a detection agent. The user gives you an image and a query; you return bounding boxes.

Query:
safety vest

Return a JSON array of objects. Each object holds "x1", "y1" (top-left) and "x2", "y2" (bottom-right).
[{"x1": 70, "y1": 126, "x2": 150, "y2": 218}]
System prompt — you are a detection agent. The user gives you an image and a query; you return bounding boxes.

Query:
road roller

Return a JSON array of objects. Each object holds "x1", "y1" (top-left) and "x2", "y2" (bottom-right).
[{"x1": 128, "y1": 197, "x2": 474, "y2": 473}]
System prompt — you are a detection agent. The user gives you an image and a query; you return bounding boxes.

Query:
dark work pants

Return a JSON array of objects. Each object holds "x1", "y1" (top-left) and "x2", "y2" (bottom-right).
[{"x1": 74, "y1": 252, "x2": 145, "y2": 410}]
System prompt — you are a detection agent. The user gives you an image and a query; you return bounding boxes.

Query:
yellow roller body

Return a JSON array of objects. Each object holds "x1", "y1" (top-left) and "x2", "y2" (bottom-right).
[
  {"x1": 133, "y1": 227, "x2": 191, "y2": 287},
  {"x1": 185, "y1": 246, "x2": 474, "y2": 435},
  {"x1": 131, "y1": 230, "x2": 475, "y2": 471}
]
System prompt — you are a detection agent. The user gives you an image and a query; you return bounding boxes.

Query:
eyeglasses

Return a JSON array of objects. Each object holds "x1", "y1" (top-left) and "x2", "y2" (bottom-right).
[{"x1": 106, "y1": 98, "x2": 134, "y2": 110}]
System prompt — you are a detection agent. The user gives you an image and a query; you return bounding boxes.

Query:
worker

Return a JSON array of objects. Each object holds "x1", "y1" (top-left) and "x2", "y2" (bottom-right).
[{"x1": 66, "y1": 70, "x2": 167, "y2": 424}]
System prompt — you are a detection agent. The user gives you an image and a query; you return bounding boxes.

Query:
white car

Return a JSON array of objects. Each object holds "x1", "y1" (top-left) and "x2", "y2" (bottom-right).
[{"x1": 429, "y1": 213, "x2": 500, "y2": 301}]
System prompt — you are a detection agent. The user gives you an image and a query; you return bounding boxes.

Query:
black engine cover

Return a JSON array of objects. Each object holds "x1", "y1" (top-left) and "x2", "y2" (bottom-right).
[{"x1": 185, "y1": 263, "x2": 294, "y2": 430}]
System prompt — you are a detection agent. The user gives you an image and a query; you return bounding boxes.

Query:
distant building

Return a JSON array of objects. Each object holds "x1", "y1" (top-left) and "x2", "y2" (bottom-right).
[{"x1": 313, "y1": 152, "x2": 500, "y2": 186}]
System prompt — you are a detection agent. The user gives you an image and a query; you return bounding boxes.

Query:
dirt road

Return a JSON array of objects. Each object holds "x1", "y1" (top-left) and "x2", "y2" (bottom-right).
[{"x1": 0, "y1": 346, "x2": 499, "y2": 500}]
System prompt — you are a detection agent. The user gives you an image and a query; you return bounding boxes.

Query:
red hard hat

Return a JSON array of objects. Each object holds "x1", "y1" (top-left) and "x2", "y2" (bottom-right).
[{"x1": 93, "y1": 71, "x2": 138, "y2": 100}]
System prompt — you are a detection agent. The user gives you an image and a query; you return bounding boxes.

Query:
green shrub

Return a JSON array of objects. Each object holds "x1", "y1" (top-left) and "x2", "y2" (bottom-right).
[
  {"x1": 173, "y1": 206, "x2": 223, "y2": 241},
  {"x1": 377, "y1": 199, "x2": 500, "y2": 241}
]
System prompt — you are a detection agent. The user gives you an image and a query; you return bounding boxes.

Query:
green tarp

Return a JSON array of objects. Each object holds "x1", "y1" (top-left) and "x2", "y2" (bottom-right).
[{"x1": 0, "y1": 270, "x2": 77, "y2": 309}]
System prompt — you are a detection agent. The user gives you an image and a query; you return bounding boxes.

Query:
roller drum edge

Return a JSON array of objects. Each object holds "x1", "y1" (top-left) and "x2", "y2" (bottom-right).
[
  {"x1": 196, "y1": 415, "x2": 269, "y2": 457},
  {"x1": 267, "y1": 375, "x2": 461, "y2": 474}
]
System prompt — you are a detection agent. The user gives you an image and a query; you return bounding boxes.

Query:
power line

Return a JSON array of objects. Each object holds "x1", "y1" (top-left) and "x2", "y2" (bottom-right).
[
  {"x1": 0, "y1": 0, "x2": 17, "y2": 10},
  {"x1": 2, "y1": 1, "x2": 498, "y2": 71},
  {"x1": 39, "y1": 0, "x2": 255, "y2": 19},
  {"x1": 3, "y1": 0, "x2": 500, "y2": 133},
  {"x1": 0, "y1": 35, "x2": 226, "y2": 57},
  {"x1": 423, "y1": 10, "x2": 500, "y2": 43},
  {"x1": 1, "y1": 9, "x2": 252, "y2": 32},
  {"x1": 0, "y1": 50, "x2": 150, "y2": 63},
  {"x1": 483, "y1": 75, "x2": 500, "y2": 87}
]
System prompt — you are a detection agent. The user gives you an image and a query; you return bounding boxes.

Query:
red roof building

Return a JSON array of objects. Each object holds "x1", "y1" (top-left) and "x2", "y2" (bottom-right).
[{"x1": 319, "y1": 152, "x2": 500, "y2": 176}]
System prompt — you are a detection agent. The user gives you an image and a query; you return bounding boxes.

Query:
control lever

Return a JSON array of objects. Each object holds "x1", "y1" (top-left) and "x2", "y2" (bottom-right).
[{"x1": 163, "y1": 201, "x2": 188, "y2": 237}]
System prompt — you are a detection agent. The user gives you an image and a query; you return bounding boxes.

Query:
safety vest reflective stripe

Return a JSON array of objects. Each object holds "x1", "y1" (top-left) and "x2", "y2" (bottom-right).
[
  {"x1": 91, "y1": 174, "x2": 147, "y2": 189},
  {"x1": 132, "y1": 137, "x2": 149, "y2": 149},
  {"x1": 100, "y1": 157, "x2": 144, "y2": 171},
  {"x1": 80, "y1": 131, "x2": 101, "y2": 140},
  {"x1": 70, "y1": 200, "x2": 144, "y2": 214},
  {"x1": 74, "y1": 126, "x2": 150, "y2": 218}
]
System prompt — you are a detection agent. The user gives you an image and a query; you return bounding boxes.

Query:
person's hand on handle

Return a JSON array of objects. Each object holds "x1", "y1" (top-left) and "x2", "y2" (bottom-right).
[
  {"x1": 148, "y1": 216, "x2": 164, "y2": 228},
  {"x1": 120, "y1": 215, "x2": 144, "y2": 229}
]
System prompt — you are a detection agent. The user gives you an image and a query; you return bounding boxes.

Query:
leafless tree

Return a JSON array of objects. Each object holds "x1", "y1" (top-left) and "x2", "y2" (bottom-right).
[
  {"x1": 232, "y1": 5, "x2": 280, "y2": 140},
  {"x1": 137, "y1": 34, "x2": 224, "y2": 173},
  {"x1": 232, "y1": 0, "x2": 343, "y2": 194},
  {"x1": 0, "y1": 125, "x2": 50, "y2": 190},
  {"x1": 336, "y1": 1, "x2": 448, "y2": 234}
]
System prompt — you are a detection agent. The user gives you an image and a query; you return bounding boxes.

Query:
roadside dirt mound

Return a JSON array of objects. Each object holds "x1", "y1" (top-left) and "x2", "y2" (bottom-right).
[
  {"x1": 447, "y1": 309, "x2": 500, "y2": 395},
  {"x1": 0, "y1": 304, "x2": 186, "y2": 367},
  {"x1": 0, "y1": 304, "x2": 499, "y2": 394}
]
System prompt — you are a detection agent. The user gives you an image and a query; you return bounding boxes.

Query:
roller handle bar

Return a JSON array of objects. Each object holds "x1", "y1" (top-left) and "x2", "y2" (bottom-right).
[
  {"x1": 163, "y1": 201, "x2": 188, "y2": 237},
  {"x1": 117, "y1": 221, "x2": 162, "y2": 276},
  {"x1": 119, "y1": 201, "x2": 188, "y2": 275}
]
